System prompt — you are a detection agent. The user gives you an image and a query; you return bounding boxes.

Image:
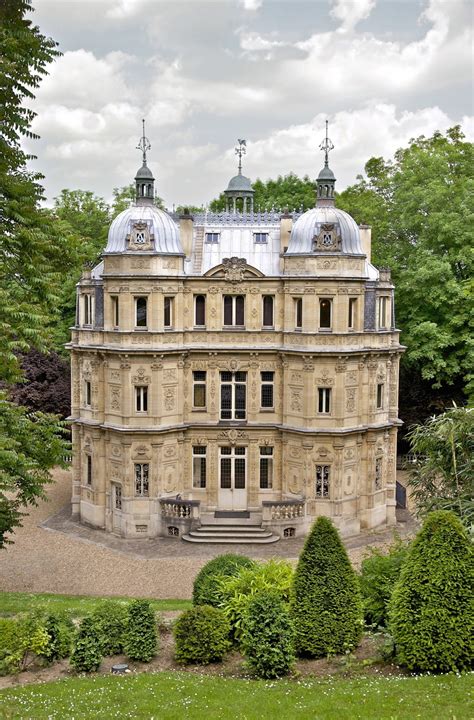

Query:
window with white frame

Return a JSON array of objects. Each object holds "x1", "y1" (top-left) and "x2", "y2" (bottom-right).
[
  {"x1": 260, "y1": 372, "x2": 274, "y2": 409},
  {"x1": 259, "y1": 446, "x2": 273, "y2": 489},
  {"x1": 86, "y1": 455, "x2": 92, "y2": 486},
  {"x1": 319, "y1": 298, "x2": 332, "y2": 329},
  {"x1": 220, "y1": 371, "x2": 246, "y2": 419},
  {"x1": 194, "y1": 295, "x2": 206, "y2": 326},
  {"x1": 378, "y1": 296, "x2": 388, "y2": 329},
  {"x1": 164, "y1": 296, "x2": 174, "y2": 328},
  {"x1": 135, "y1": 297, "x2": 147, "y2": 327},
  {"x1": 111, "y1": 296, "x2": 119, "y2": 328},
  {"x1": 375, "y1": 457, "x2": 382, "y2": 490},
  {"x1": 220, "y1": 446, "x2": 246, "y2": 489},
  {"x1": 316, "y1": 465, "x2": 330, "y2": 498},
  {"x1": 135, "y1": 385, "x2": 148, "y2": 413},
  {"x1": 348, "y1": 297, "x2": 357, "y2": 330},
  {"x1": 376, "y1": 383, "x2": 384, "y2": 409},
  {"x1": 85, "y1": 380, "x2": 91, "y2": 407},
  {"x1": 318, "y1": 387, "x2": 331, "y2": 414},
  {"x1": 193, "y1": 446, "x2": 207, "y2": 488},
  {"x1": 262, "y1": 295, "x2": 274, "y2": 327},
  {"x1": 294, "y1": 297, "x2": 302, "y2": 330},
  {"x1": 223, "y1": 295, "x2": 245, "y2": 326},
  {"x1": 254, "y1": 232, "x2": 269, "y2": 244},
  {"x1": 84, "y1": 294, "x2": 93, "y2": 325},
  {"x1": 205, "y1": 232, "x2": 219, "y2": 244},
  {"x1": 135, "y1": 463, "x2": 149, "y2": 496},
  {"x1": 193, "y1": 371, "x2": 206, "y2": 408}
]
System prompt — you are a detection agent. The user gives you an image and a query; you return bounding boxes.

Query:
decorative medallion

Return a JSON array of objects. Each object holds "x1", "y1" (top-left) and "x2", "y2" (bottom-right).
[{"x1": 222, "y1": 257, "x2": 247, "y2": 283}]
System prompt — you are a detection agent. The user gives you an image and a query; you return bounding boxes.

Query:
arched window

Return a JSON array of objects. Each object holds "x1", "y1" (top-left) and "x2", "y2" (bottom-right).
[
  {"x1": 194, "y1": 295, "x2": 206, "y2": 326},
  {"x1": 223, "y1": 295, "x2": 245, "y2": 326},
  {"x1": 262, "y1": 295, "x2": 274, "y2": 327},
  {"x1": 135, "y1": 297, "x2": 147, "y2": 327},
  {"x1": 319, "y1": 298, "x2": 332, "y2": 329}
]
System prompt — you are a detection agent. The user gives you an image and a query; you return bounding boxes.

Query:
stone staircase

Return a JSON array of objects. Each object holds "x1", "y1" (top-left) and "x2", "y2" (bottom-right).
[{"x1": 182, "y1": 524, "x2": 280, "y2": 544}]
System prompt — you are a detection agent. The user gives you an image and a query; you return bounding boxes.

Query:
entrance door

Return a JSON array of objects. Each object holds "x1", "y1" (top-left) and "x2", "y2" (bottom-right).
[
  {"x1": 218, "y1": 446, "x2": 247, "y2": 510},
  {"x1": 111, "y1": 483, "x2": 122, "y2": 533}
]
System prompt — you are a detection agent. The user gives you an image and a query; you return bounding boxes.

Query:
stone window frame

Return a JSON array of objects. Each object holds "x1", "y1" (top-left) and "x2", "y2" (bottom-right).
[
  {"x1": 260, "y1": 371, "x2": 274, "y2": 410},
  {"x1": 192, "y1": 371, "x2": 207, "y2": 409},
  {"x1": 259, "y1": 446, "x2": 273, "y2": 489},
  {"x1": 293, "y1": 297, "x2": 303, "y2": 331},
  {"x1": 86, "y1": 454, "x2": 92, "y2": 486},
  {"x1": 220, "y1": 371, "x2": 247, "y2": 420},
  {"x1": 375, "y1": 456, "x2": 383, "y2": 491},
  {"x1": 348, "y1": 297, "x2": 357, "y2": 331},
  {"x1": 317, "y1": 387, "x2": 332, "y2": 414},
  {"x1": 194, "y1": 294, "x2": 206, "y2": 327},
  {"x1": 319, "y1": 297, "x2": 333, "y2": 331},
  {"x1": 110, "y1": 295, "x2": 119, "y2": 329},
  {"x1": 377, "y1": 295, "x2": 389, "y2": 330},
  {"x1": 84, "y1": 380, "x2": 92, "y2": 408},
  {"x1": 262, "y1": 295, "x2": 274, "y2": 328},
  {"x1": 223, "y1": 294, "x2": 245, "y2": 327},
  {"x1": 164, "y1": 296, "x2": 175, "y2": 329},
  {"x1": 376, "y1": 383, "x2": 384, "y2": 410},
  {"x1": 134, "y1": 296, "x2": 148, "y2": 329},
  {"x1": 219, "y1": 445, "x2": 247, "y2": 490},
  {"x1": 192, "y1": 445, "x2": 207, "y2": 489},
  {"x1": 83, "y1": 293, "x2": 93, "y2": 326},
  {"x1": 134, "y1": 462, "x2": 149, "y2": 497},
  {"x1": 135, "y1": 385, "x2": 148, "y2": 414},
  {"x1": 315, "y1": 464, "x2": 330, "y2": 499}
]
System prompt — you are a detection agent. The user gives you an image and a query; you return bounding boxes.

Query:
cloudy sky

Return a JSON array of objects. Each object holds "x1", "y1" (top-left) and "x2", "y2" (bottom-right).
[{"x1": 28, "y1": 0, "x2": 473, "y2": 208}]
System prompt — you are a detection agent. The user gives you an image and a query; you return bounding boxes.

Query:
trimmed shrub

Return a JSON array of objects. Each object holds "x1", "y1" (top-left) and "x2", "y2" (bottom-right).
[
  {"x1": 174, "y1": 605, "x2": 230, "y2": 665},
  {"x1": 124, "y1": 600, "x2": 157, "y2": 662},
  {"x1": 193, "y1": 554, "x2": 255, "y2": 607},
  {"x1": 359, "y1": 538, "x2": 410, "y2": 627},
  {"x1": 291, "y1": 516, "x2": 363, "y2": 658},
  {"x1": 389, "y1": 510, "x2": 474, "y2": 672},
  {"x1": 218, "y1": 559, "x2": 294, "y2": 643},
  {"x1": 241, "y1": 591, "x2": 295, "y2": 678},
  {"x1": 0, "y1": 613, "x2": 50, "y2": 674},
  {"x1": 92, "y1": 600, "x2": 128, "y2": 656},
  {"x1": 40, "y1": 613, "x2": 74, "y2": 662},
  {"x1": 70, "y1": 616, "x2": 102, "y2": 673}
]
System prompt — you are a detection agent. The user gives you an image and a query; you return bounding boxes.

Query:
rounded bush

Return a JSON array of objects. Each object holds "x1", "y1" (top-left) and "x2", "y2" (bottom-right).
[
  {"x1": 70, "y1": 616, "x2": 102, "y2": 673},
  {"x1": 40, "y1": 613, "x2": 74, "y2": 662},
  {"x1": 389, "y1": 510, "x2": 474, "y2": 672},
  {"x1": 92, "y1": 600, "x2": 128, "y2": 656},
  {"x1": 193, "y1": 554, "x2": 255, "y2": 607},
  {"x1": 291, "y1": 516, "x2": 363, "y2": 658},
  {"x1": 124, "y1": 600, "x2": 157, "y2": 663},
  {"x1": 359, "y1": 539, "x2": 410, "y2": 628},
  {"x1": 242, "y1": 591, "x2": 295, "y2": 678},
  {"x1": 174, "y1": 606, "x2": 230, "y2": 665}
]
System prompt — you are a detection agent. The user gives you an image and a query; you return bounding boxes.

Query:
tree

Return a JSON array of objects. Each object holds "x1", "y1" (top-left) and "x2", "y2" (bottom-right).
[
  {"x1": 10, "y1": 349, "x2": 71, "y2": 419},
  {"x1": 389, "y1": 511, "x2": 474, "y2": 672},
  {"x1": 112, "y1": 184, "x2": 164, "y2": 216},
  {"x1": 124, "y1": 600, "x2": 157, "y2": 662},
  {"x1": 70, "y1": 616, "x2": 102, "y2": 673},
  {"x1": 241, "y1": 591, "x2": 295, "y2": 678},
  {"x1": 291, "y1": 517, "x2": 363, "y2": 657},
  {"x1": 209, "y1": 173, "x2": 316, "y2": 213},
  {"x1": 0, "y1": 0, "x2": 70, "y2": 547},
  {"x1": 406, "y1": 406, "x2": 473, "y2": 532}
]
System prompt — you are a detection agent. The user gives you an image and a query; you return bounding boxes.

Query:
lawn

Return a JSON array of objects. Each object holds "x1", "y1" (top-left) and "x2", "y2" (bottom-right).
[
  {"x1": 1, "y1": 670, "x2": 472, "y2": 719},
  {"x1": 0, "y1": 592, "x2": 191, "y2": 618}
]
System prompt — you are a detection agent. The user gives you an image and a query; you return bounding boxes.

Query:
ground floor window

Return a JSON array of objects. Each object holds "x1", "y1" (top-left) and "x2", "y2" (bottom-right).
[
  {"x1": 193, "y1": 446, "x2": 207, "y2": 488},
  {"x1": 259, "y1": 446, "x2": 273, "y2": 489},
  {"x1": 135, "y1": 463, "x2": 149, "y2": 496},
  {"x1": 86, "y1": 455, "x2": 92, "y2": 486},
  {"x1": 375, "y1": 457, "x2": 382, "y2": 490},
  {"x1": 220, "y1": 446, "x2": 246, "y2": 489},
  {"x1": 114, "y1": 484, "x2": 122, "y2": 510},
  {"x1": 316, "y1": 465, "x2": 330, "y2": 498}
]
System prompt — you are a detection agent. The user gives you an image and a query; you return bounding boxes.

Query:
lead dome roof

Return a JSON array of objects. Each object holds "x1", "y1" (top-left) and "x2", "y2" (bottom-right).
[
  {"x1": 287, "y1": 206, "x2": 363, "y2": 254},
  {"x1": 105, "y1": 204, "x2": 183, "y2": 254},
  {"x1": 226, "y1": 174, "x2": 253, "y2": 192}
]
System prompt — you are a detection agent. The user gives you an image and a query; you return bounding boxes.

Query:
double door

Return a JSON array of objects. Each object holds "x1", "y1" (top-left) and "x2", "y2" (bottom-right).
[{"x1": 218, "y1": 446, "x2": 247, "y2": 510}]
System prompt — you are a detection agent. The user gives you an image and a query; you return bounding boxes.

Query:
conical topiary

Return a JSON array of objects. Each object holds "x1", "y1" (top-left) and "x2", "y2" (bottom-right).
[
  {"x1": 70, "y1": 616, "x2": 102, "y2": 672},
  {"x1": 291, "y1": 516, "x2": 363, "y2": 657},
  {"x1": 124, "y1": 600, "x2": 158, "y2": 662},
  {"x1": 389, "y1": 510, "x2": 474, "y2": 672}
]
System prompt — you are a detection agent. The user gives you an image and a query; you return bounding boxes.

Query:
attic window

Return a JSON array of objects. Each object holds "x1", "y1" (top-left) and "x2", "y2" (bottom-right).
[
  {"x1": 205, "y1": 232, "x2": 220, "y2": 244},
  {"x1": 254, "y1": 233, "x2": 268, "y2": 244}
]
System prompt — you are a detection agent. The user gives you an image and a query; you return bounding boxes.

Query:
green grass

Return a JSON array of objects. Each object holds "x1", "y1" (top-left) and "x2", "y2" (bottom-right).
[
  {"x1": 1, "y1": 671, "x2": 472, "y2": 719},
  {"x1": 0, "y1": 592, "x2": 191, "y2": 618}
]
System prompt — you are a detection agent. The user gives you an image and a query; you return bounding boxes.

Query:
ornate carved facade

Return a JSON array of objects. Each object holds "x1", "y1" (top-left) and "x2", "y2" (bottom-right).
[{"x1": 70, "y1": 134, "x2": 403, "y2": 541}]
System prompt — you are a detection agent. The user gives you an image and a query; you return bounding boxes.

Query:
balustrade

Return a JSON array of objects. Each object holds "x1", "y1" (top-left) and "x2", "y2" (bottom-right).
[
  {"x1": 159, "y1": 498, "x2": 200, "y2": 520},
  {"x1": 262, "y1": 499, "x2": 305, "y2": 521}
]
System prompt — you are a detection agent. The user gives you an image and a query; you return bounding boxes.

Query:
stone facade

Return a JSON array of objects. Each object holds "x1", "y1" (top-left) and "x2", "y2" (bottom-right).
[{"x1": 70, "y1": 156, "x2": 403, "y2": 541}]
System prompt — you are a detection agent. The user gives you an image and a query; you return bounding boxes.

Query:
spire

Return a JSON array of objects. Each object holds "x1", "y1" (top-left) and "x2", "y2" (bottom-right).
[
  {"x1": 134, "y1": 118, "x2": 155, "y2": 205},
  {"x1": 235, "y1": 138, "x2": 246, "y2": 175},
  {"x1": 316, "y1": 120, "x2": 336, "y2": 207}
]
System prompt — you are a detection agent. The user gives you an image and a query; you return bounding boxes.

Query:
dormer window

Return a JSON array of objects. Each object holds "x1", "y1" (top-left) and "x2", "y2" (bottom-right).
[
  {"x1": 205, "y1": 232, "x2": 219, "y2": 244},
  {"x1": 254, "y1": 233, "x2": 268, "y2": 244}
]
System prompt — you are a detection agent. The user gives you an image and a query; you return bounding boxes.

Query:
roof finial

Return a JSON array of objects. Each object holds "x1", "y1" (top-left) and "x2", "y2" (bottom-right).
[
  {"x1": 235, "y1": 138, "x2": 246, "y2": 175},
  {"x1": 137, "y1": 118, "x2": 151, "y2": 166},
  {"x1": 319, "y1": 119, "x2": 334, "y2": 168}
]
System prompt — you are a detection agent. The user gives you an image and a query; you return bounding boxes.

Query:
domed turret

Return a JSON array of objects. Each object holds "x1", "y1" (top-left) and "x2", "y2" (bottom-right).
[{"x1": 224, "y1": 139, "x2": 254, "y2": 213}]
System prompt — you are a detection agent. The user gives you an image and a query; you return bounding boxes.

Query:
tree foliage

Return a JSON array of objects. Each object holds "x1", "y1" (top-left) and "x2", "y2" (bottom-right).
[
  {"x1": 241, "y1": 591, "x2": 295, "y2": 679},
  {"x1": 192, "y1": 553, "x2": 255, "y2": 607},
  {"x1": 359, "y1": 538, "x2": 410, "y2": 628},
  {"x1": 389, "y1": 511, "x2": 474, "y2": 672},
  {"x1": 406, "y1": 406, "x2": 474, "y2": 532},
  {"x1": 291, "y1": 517, "x2": 363, "y2": 658},
  {"x1": 174, "y1": 606, "x2": 230, "y2": 665},
  {"x1": 124, "y1": 600, "x2": 157, "y2": 663},
  {"x1": 70, "y1": 616, "x2": 102, "y2": 673},
  {"x1": 210, "y1": 173, "x2": 315, "y2": 212},
  {"x1": 9, "y1": 349, "x2": 70, "y2": 419}
]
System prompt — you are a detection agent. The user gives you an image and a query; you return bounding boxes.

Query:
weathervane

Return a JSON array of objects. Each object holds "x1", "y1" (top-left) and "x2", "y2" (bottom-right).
[
  {"x1": 137, "y1": 118, "x2": 151, "y2": 165},
  {"x1": 235, "y1": 138, "x2": 246, "y2": 174},
  {"x1": 319, "y1": 120, "x2": 334, "y2": 167}
]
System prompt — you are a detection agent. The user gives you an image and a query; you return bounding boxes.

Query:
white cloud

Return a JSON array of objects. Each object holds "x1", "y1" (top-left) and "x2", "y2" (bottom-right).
[
  {"x1": 330, "y1": 0, "x2": 376, "y2": 32},
  {"x1": 106, "y1": 0, "x2": 147, "y2": 19},
  {"x1": 239, "y1": 0, "x2": 263, "y2": 10}
]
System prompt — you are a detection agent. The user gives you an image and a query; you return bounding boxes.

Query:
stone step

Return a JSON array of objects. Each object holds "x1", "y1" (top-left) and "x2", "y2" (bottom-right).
[{"x1": 182, "y1": 523, "x2": 280, "y2": 544}]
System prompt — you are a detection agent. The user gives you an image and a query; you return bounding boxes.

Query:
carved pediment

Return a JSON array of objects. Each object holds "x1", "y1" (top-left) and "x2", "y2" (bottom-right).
[
  {"x1": 313, "y1": 224, "x2": 341, "y2": 252},
  {"x1": 204, "y1": 257, "x2": 265, "y2": 282},
  {"x1": 129, "y1": 221, "x2": 153, "y2": 250}
]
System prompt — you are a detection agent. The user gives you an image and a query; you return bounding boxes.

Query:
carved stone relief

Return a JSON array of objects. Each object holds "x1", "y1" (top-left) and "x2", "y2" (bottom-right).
[
  {"x1": 346, "y1": 387, "x2": 356, "y2": 412},
  {"x1": 290, "y1": 387, "x2": 302, "y2": 413},
  {"x1": 164, "y1": 387, "x2": 176, "y2": 411}
]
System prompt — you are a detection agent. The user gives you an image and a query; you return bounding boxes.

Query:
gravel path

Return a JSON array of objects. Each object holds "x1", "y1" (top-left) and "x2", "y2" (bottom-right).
[{"x1": 0, "y1": 469, "x2": 417, "y2": 600}]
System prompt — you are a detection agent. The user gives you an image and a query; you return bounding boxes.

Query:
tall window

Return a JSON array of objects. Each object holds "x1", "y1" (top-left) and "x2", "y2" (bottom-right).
[
  {"x1": 220, "y1": 446, "x2": 246, "y2": 489},
  {"x1": 205, "y1": 232, "x2": 219, "y2": 243},
  {"x1": 114, "y1": 484, "x2": 122, "y2": 510},
  {"x1": 376, "y1": 383, "x2": 384, "y2": 409},
  {"x1": 135, "y1": 297, "x2": 147, "y2": 327},
  {"x1": 318, "y1": 387, "x2": 331, "y2": 414},
  {"x1": 135, "y1": 463, "x2": 149, "y2": 496},
  {"x1": 135, "y1": 386, "x2": 148, "y2": 413},
  {"x1": 164, "y1": 296, "x2": 174, "y2": 328},
  {"x1": 84, "y1": 294, "x2": 93, "y2": 325},
  {"x1": 85, "y1": 380, "x2": 91, "y2": 407},
  {"x1": 262, "y1": 295, "x2": 274, "y2": 327},
  {"x1": 86, "y1": 455, "x2": 92, "y2": 486},
  {"x1": 316, "y1": 465, "x2": 330, "y2": 498},
  {"x1": 319, "y1": 298, "x2": 332, "y2": 329},
  {"x1": 111, "y1": 296, "x2": 119, "y2": 328},
  {"x1": 375, "y1": 457, "x2": 382, "y2": 490},
  {"x1": 294, "y1": 297, "x2": 302, "y2": 330},
  {"x1": 378, "y1": 296, "x2": 388, "y2": 329},
  {"x1": 254, "y1": 232, "x2": 268, "y2": 244},
  {"x1": 194, "y1": 295, "x2": 206, "y2": 326},
  {"x1": 193, "y1": 371, "x2": 206, "y2": 408},
  {"x1": 260, "y1": 372, "x2": 274, "y2": 409},
  {"x1": 259, "y1": 447, "x2": 273, "y2": 489},
  {"x1": 223, "y1": 295, "x2": 245, "y2": 326},
  {"x1": 193, "y1": 446, "x2": 207, "y2": 488},
  {"x1": 348, "y1": 297, "x2": 357, "y2": 330},
  {"x1": 220, "y1": 371, "x2": 246, "y2": 419}
]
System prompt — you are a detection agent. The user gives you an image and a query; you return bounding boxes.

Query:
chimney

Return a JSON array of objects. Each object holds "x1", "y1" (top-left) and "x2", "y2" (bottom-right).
[
  {"x1": 179, "y1": 209, "x2": 194, "y2": 258},
  {"x1": 359, "y1": 224, "x2": 371, "y2": 263}
]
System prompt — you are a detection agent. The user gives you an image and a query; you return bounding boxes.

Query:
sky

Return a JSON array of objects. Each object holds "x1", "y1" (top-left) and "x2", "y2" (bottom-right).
[{"x1": 27, "y1": 0, "x2": 474, "y2": 209}]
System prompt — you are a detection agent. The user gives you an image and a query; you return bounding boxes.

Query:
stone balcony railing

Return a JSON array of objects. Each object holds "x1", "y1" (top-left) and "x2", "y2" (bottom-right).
[
  {"x1": 159, "y1": 498, "x2": 200, "y2": 520},
  {"x1": 262, "y1": 499, "x2": 305, "y2": 522}
]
